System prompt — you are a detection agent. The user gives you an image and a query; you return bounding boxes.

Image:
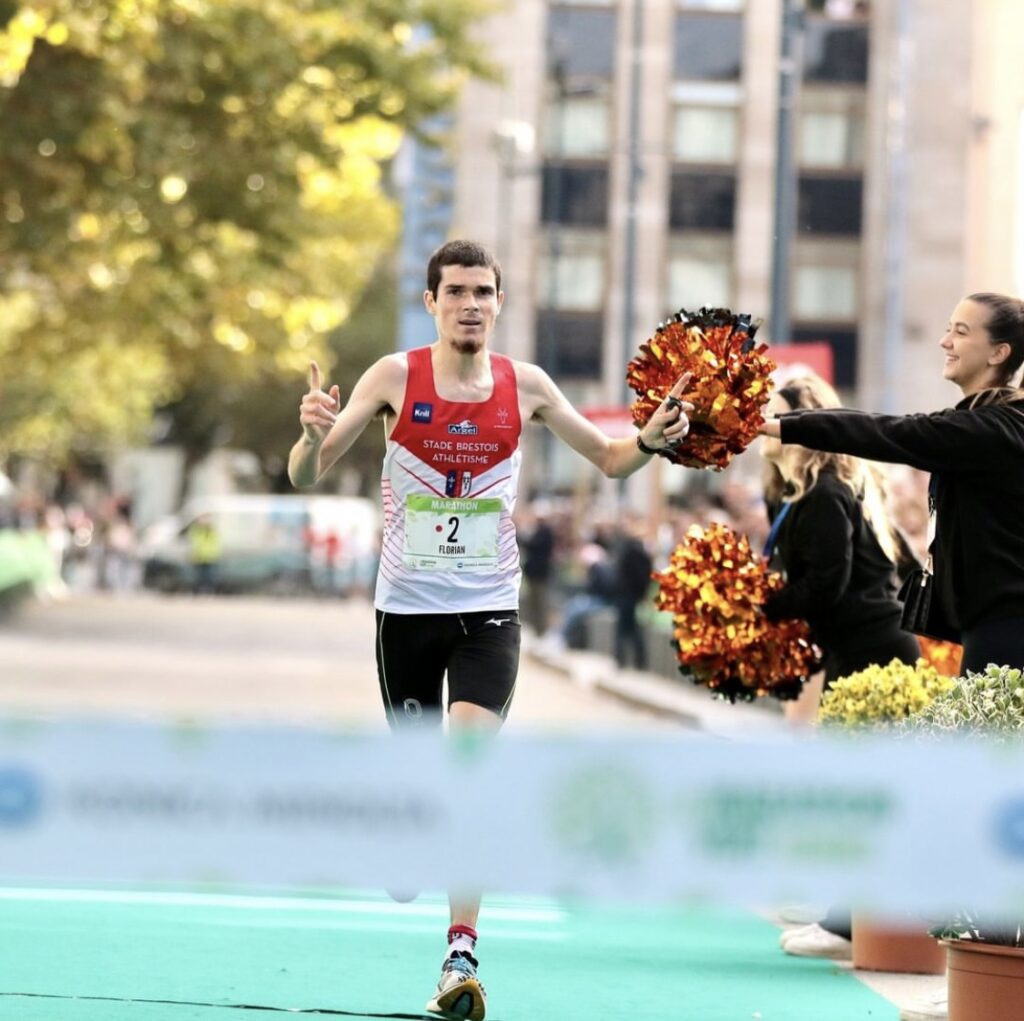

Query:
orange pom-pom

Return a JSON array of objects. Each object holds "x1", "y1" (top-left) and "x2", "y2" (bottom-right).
[
  {"x1": 627, "y1": 307, "x2": 775, "y2": 470},
  {"x1": 917, "y1": 637, "x2": 963, "y2": 679},
  {"x1": 653, "y1": 522, "x2": 822, "y2": 702}
]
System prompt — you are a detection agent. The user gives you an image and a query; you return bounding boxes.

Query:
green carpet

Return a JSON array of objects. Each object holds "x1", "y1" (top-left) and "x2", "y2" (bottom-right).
[{"x1": 0, "y1": 887, "x2": 896, "y2": 1020}]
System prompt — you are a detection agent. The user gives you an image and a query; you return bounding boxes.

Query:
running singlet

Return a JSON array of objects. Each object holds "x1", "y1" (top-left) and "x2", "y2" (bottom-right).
[{"x1": 374, "y1": 346, "x2": 523, "y2": 614}]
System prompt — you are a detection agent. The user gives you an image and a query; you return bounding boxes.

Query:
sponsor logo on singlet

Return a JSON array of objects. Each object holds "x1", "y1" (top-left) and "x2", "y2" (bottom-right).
[
  {"x1": 412, "y1": 402, "x2": 433, "y2": 423},
  {"x1": 448, "y1": 419, "x2": 478, "y2": 435},
  {"x1": 445, "y1": 471, "x2": 474, "y2": 497}
]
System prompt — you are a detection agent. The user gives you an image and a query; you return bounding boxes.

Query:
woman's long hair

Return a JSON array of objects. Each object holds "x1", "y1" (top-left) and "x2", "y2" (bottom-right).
[{"x1": 772, "y1": 374, "x2": 900, "y2": 564}]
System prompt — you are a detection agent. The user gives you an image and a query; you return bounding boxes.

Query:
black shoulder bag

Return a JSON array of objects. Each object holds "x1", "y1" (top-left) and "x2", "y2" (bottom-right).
[{"x1": 896, "y1": 476, "x2": 960, "y2": 643}]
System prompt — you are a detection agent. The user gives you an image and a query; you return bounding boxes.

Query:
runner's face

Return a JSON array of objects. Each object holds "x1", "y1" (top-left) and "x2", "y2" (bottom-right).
[{"x1": 424, "y1": 265, "x2": 503, "y2": 354}]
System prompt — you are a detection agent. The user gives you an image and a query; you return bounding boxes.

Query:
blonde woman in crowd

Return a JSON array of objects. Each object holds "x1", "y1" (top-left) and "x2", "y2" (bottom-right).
[{"x1": 760, "y1": 374, "x2": 920, "y2": 961}]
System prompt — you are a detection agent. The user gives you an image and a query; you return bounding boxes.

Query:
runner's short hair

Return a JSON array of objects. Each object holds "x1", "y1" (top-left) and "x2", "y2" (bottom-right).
[{"x1": 427, "y1": 240, "x2": 502, "y2": 298}]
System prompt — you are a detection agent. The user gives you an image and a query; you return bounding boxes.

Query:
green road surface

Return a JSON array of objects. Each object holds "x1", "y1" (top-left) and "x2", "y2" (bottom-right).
[{"x1": 0, "y1": 886, "x2": 896, "y2": 1020}]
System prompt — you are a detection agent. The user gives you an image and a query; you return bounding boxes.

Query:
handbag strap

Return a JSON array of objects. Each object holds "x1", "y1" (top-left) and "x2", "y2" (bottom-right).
[{"x1": 925, "y1": 475, "x2": 938, "y2": 575}]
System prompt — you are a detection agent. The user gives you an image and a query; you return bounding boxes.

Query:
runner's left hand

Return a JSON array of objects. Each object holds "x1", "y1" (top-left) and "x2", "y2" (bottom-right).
[{"x1": 639, "y1": 373, "x2": 694, "y2": 450}]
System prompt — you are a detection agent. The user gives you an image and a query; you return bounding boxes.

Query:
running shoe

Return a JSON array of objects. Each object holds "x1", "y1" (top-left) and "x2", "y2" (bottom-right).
[
  {"x1": 425, "y1": 950, "x2": 486, "y2": 1021},
  {"x1": 780, "y1": 922, "x2": 853, "y2": 960}
]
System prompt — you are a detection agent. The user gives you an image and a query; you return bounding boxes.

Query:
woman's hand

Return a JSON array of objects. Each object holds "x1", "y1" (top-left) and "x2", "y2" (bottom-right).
[{"x1": 759, "y1": 418, "x2": 781, "y2": 439}]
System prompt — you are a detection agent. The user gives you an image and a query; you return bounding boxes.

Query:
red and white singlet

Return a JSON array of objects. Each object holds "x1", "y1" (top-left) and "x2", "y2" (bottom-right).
[{"x1": 374, "y1": 346, "x2": 524, "y2": 614}]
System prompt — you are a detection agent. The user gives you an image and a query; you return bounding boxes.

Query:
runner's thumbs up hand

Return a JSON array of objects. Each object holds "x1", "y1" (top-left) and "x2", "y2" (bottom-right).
[{"x1": 299, "y1": 361, "x2": 341, "y2": 444}]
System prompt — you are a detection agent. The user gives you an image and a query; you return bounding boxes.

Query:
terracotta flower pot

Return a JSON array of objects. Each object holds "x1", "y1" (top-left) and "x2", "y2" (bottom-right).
[
  {"x1": 852, "y1": 915, "x2": 946, "y2": 974},
  {"x1": 943, "y1": 939, "x2": 1024, "y2": 1021}
]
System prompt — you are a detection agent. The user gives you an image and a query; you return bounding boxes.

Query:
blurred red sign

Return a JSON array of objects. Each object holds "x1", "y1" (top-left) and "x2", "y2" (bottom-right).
[
  {"x1": 768, "y1": 342, "x2": 834, "y2": 384},
  {"x1": 580, "y1": 406, "x2": 637, "y2": 438}
]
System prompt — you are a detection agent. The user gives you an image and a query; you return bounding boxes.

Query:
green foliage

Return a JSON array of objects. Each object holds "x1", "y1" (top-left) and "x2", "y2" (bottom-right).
[
  {"x1": 898, "y1": 664, "x2": 1024, "y2": 740},
  {"x1": 930, "y1": 911, "x2": 1023, "y2": 949},
  {"x1": 817, "y1": 658, "x2": 954, "y2": 729},
  {"x1": 0, "y1": 0, "x2": 492, "y2": 465},
  {"x1": 900, "y1": 664, "x2": 1024, "y2": 947}
]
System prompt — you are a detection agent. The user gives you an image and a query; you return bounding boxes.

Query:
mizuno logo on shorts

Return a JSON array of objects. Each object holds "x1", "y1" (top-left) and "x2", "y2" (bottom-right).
[{"x1": 485, "y1": 617, "x2": 510, "y2": 627}]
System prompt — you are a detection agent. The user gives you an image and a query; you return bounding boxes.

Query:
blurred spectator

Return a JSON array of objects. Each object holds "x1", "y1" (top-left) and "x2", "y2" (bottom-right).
[
  {"x1": 610, "y1": 520, "x2": 654, "y2": 670},
  {"x1": 559, "y1": 529, "x2": 616, "y2": 650},
  {"x1": 188, "y1": 514, "x2": 221, "y2": 595},
  {"x1": 63, "y1": 503, "x2": 97, "y2": 591},
  {"x1": 102, "y1": 511, "x2": 138, "y2": 593},
  {"x1": 518, "y1": 503, "x2": 556, "y2": 637},
  {"x1": 41, "y1": 504, "x2": 71, "y2": 600}
]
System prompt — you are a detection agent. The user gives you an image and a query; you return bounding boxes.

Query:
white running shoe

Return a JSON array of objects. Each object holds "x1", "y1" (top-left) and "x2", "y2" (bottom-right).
[
  {"x1": 781, "y1": 922, "x2": 853, "y2": 960},
  {"x1": 426, "y1": 951, "x2": 486, "y2": 1021},
  {"x1": 898, "y1": 991, "x2": 948, "y2": 1020},
  {"x1": 777, "y1": 903, "x2": 827, "y2": 925}
]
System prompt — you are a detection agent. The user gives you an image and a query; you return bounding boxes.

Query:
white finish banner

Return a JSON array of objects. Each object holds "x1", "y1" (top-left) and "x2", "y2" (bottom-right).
[{"x1": 0, "y1": 718, "x2": 1021, "y2": 917}]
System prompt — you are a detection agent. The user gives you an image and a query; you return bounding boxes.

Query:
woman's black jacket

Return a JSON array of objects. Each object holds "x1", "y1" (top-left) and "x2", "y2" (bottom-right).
[
  {"x1": 779, "y1": 396, "x2": 1024, "y2": 632},
  {"x1": 763, "y1": 470, "x2": 905, "y2": 657}
]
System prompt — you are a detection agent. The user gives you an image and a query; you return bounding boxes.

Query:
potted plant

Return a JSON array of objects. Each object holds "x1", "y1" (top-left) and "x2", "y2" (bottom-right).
[
  {"x1": 898, "y1": 664, "x2": 1024, "y2": 1019},
  {"x1": 818, "y1": 657, "x2": 955, "y2": 974}
]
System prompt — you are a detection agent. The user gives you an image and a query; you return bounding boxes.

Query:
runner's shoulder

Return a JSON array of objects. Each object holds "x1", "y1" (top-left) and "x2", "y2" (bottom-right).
[
  {"x1": 511, "y1": 359, "x2": 557, "y2": 397},
  {"x1": 354, "y1": 353, "x2": 408, "y2": 416}
]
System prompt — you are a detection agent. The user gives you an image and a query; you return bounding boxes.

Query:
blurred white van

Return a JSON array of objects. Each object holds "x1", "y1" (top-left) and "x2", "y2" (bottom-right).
[{"x1": 138, "y1": 494, "x2": 380, "y2": 595}]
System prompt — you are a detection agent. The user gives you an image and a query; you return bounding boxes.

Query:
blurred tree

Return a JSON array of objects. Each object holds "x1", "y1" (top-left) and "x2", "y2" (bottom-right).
[
  {"x1": 224, "y1": 255, "x2": 400, "y2": 494},
  {"x1": 0, "y1": 0, "x2": 491, "y2": 485}
]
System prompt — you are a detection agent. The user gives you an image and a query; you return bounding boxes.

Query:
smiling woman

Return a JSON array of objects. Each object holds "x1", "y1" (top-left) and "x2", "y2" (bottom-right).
[{"x1": 761, "y1": 291, "x2": 1024, "y2": 677}]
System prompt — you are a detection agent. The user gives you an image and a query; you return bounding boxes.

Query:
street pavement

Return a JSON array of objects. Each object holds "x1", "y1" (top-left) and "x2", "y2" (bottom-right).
[{"x1": 0, "y1": 592, "x2": 677, "y2": 731}]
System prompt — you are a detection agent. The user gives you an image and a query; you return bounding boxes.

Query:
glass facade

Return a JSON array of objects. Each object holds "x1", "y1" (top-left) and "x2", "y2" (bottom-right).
[
  {"x1": 539, "y1": 4, "x2": 618, "y2": 379},
  {"x1": 535, "y1": 310, "x2": 605, "y2": 379},
  {"x1": 673, "y1": 13, "x2": 744, "y2": 80},
  {"x1": 532, "y1": 0, "x2": 870, "y2": 390}
]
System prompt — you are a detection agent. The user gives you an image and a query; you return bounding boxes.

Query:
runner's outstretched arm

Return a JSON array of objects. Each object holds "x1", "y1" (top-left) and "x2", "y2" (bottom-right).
[{"x1": 519, "y1": 363, "x2": 692, "y2": 478}]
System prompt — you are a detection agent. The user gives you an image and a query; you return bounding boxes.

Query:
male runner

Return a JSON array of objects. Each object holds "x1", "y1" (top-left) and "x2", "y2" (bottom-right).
[{"x1": 288, "y1": 239, "x2": 689, "y2": 1020}]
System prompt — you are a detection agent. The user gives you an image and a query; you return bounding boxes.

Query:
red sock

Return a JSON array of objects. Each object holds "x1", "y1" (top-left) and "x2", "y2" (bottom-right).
[{"x1": 447, "y1": 924, "x2": 478, "y2": 957}]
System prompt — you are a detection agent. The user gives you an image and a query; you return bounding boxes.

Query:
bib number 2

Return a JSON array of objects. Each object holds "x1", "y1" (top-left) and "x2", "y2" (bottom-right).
[{"x1": 403, "y1": 495, "x2": 502, "y2": 572}]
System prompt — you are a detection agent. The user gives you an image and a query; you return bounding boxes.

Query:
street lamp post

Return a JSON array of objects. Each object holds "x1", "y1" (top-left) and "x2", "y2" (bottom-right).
[{"x1": 770, "y1": 0, "x2": 806, "y2": 346}]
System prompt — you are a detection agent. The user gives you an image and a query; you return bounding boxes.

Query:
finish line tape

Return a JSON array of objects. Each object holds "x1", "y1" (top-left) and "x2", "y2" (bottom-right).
[{"x1": 0, "y1": 718, "x2": 1020, "y2": 917}]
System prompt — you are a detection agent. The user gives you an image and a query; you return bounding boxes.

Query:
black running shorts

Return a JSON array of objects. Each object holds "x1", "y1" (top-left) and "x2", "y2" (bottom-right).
[{"x1": 374, "y1": 609, "x2": 521, "y2": 728}]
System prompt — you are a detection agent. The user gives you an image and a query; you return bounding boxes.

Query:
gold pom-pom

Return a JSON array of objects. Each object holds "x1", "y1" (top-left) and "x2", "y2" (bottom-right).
[
  {"x1": 627, "y1": 307, "x2": 775, "y2": 470},
  {"x1": 653, "y1": 521, "x2": 821, "y2": 702}
]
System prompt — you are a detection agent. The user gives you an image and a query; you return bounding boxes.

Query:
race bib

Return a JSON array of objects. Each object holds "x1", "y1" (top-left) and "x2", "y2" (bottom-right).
[{"x1": 403, "y1": 495, "x2": 503, "y2": 572}]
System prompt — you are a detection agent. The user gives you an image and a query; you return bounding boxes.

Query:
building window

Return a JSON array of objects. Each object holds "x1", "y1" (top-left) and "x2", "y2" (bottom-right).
[
  {"x1": 536, "y1": 311, "x2": 604, "y2": 380},
  {"x1": 537, "y1": 233, "x2": 606, "y2": 311},
  {"x1": 792, "y1": 327, "x2": 858, "y2": 388},
  {"x1": 543, "y1": 95, "x2": 611, "y2": 158},
  {"x1": 667, "y1": 236, "x2": 733, "y2": 311},
  {"x1": 541, "y1": 163, "x2": 609, "y2": 227},
  {"x1": 795, "y1": 265, "x2": 857, "y2": 320},
  {"x1": 806, "y1": 0, "x2": 870, "y2": 19},
  {"x1": 799, "y1": 89, "x2": 865, "y2": 169},
  {"x1": 672, "y1": 106, "x2": 739, "y2": 163},
  {"x1": 547, "y1": 7, "x2": 617, "y2": 80},
  {"x1": 669, "y1": 171, "x2": 736, "y2": 230},
  {"x1": 678, "y1": 0, "x2": 745, "y2": 10},
  {"x1": 797, "y1": 175, "x2": 862, "y2": 235},
  {"x1": 804, "y1": 21, "x2": 869, "y2": 84},
  {"x1": 673, "y1": 13, "x2": 743, "y2": 81}
]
